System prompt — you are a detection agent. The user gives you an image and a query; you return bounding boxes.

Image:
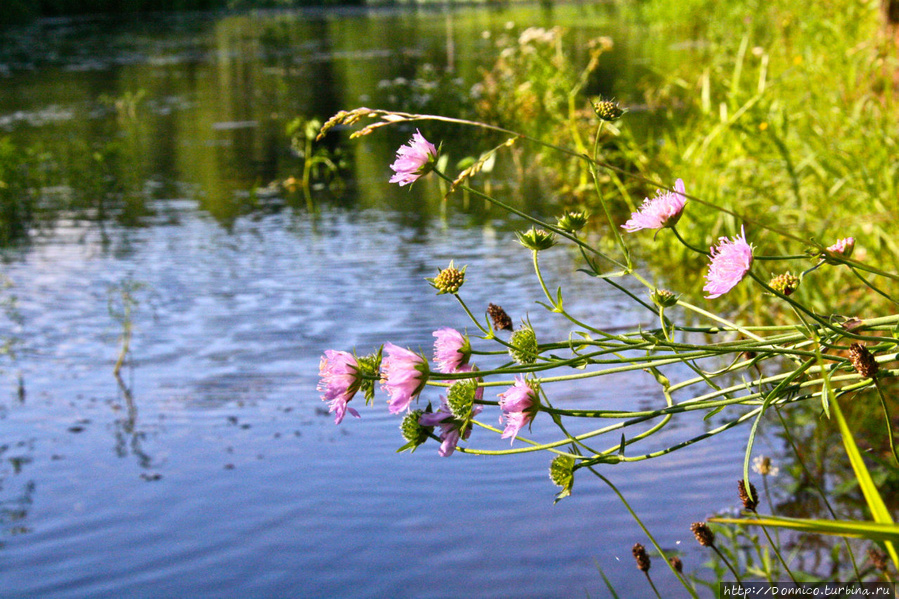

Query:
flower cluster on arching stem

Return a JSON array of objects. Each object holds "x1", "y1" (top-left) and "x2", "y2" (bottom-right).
[
  {"x1": 316, "y1": 127, "x2": 871, "y2": 506},
  {"x1": 592, "y1": 98, "x2": 625, "y2": 122},
  {"x1": 317, "y1": 318, "x2": 543, "y2": 457},
  {"x1": 516, "y1": 227, "x2": 557, "y2": 252}
]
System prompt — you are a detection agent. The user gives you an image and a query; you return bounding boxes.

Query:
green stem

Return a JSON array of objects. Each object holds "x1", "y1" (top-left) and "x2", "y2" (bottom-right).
[
  {"x1": 588, "y1": 468, "x2": 700, "y2": 598},
  {"x1": 774, "y1": 407, "x2": 863, "y2": 584},
  {"x1": 873, "y1": 379, "x2": 899, "y2": 467},
  {"x1": 432, "y1": 168, "x2": 626, "y2": 269},
  {"x1": 590, "y1": 120, "x2": 632, "y2": 268},
  {"x1": 643, "y1": 572, "x2": 662, "y2": 599},
  {"x1": 453, "y1": 294, "x2": 492, "y2": 337},
  {"x1": 710, "y1": 544, "x2": 745, "y2": 586},
  {"x1": 676, "y1": 300, "x2": 766, "y2": 342},
  {"x1": 670, "y1": 225, "x2": 709, "y2": 256},
  {"x1": 751, "y1": 511, "x2": 799, "y2": 585}
]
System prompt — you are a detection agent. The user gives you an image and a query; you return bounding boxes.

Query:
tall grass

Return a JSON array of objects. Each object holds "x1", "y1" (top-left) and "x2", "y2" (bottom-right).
[{"x1": 622, "y1": 0, "x2": 899, "y2": 316}]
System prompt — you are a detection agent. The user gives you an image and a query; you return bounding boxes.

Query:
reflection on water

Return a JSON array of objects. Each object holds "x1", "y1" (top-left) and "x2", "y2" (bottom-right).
[
  {"x1": 0, "y1": 206, "x2": 757, "y2": 598},
  {"x1": 0, "y1": 6, "x2": 818, "y2": 598}
]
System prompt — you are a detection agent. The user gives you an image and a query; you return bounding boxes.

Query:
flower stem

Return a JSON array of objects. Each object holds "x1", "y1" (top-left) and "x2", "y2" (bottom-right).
[
  {"x1": 710, "y1": 544, "x2": 745, "y2": 587},
  {"x1": 588, "y1": 468, "x2": 700, "y2": 598},
  {"x1": 670, "y1": 225, "x2": 710, "y2": 256},
  {"x1": 873, "y1": 379, "x2": 899, "y2": 467}
]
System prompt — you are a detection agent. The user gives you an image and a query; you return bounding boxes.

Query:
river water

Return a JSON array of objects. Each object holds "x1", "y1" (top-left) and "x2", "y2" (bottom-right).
[{"x1": 0, "y1": 6, "x2": 758, "y2": 597}]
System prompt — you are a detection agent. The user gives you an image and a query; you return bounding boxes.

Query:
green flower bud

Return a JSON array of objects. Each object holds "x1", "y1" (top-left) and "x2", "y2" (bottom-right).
[
  {"x1": 428, "y1": 261, "x2": 466, "y2": 295},
  {"x1": 400, "y1": 409, "x2": 431, "y2": 447},
  {"x1": 516, "y1": 228, "x2": 557, "y2": 252},
  {"x1": 549, "y1": 454, "x2": 575, "y2": 500},
  {"x1": 509, "y1": 325, "x2": 538, "y2": 365},
  {"x1": 446, "y1": 378, "x2": 479, "y2": 419},
  {"x1": 650, "y1": 288, "x2": 679, "y2": 308},
  {"x1": 768, "y1": 272, "x2": 800, "y2": 296},
  {"x1": 356, "y1": 348, "x2": 383, "y2": 404},
  {"x1": 556, "y1": 210, "x2": 589, "y2": 233},
  {"x1": 592, "y1": 98, "x2": 624, "y2": 121}
]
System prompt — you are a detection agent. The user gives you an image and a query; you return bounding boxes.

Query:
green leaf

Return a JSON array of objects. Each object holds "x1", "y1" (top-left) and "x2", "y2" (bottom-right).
[
  {"x1": 594, "y1": 562, "x2": 621, "y2": 599},
  {"x1": 703, "y1": 405, "x2": 726, "y2": 421},
  {"x1": 710, "y1": 515, "x2": 899, "y2": 544},
  {"x1": 831, "y1": 397, "x2": 899, "y2": 569}
]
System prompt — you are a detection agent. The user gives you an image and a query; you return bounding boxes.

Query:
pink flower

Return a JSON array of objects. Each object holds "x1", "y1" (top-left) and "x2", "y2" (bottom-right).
[
  {"x1": 622, "y1": 179, "x2": 687, "y2": 232},
  {"x1": 826, "y1": 237, "x2": 855, "y2": 260},
  {"x1": 703, "y1": 226, "x2": 754, "y2": 299},
  {"x1": 317, "y1": 350, "x2": 362, "y2": 425},
  {"x1": 498, "y1": 375, "x2": 538, "y2": 444},
  {"x1": 419, "y1": 398, "x2": 482, "y2": 457},
  {"x1": 432, "y1": 327, "x2": 471, "y2": 373},
  {"x1": 389, "y1": 129, "x2": 438, "y2": 186},
  {"x1": 380, "y1": 342, "x2": 429, "y2": 414}
]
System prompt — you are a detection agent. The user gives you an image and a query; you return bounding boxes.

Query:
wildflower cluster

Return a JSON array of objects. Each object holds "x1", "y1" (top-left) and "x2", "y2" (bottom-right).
[
  {"x1": 318, "y1": 320, "x2": 540, "y2": 456},
  {"x1": 315, "y1": 116, "x2": 899, "y2": 589}
]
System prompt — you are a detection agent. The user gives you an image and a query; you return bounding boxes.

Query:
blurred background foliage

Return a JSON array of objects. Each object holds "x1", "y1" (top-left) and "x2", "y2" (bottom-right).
[{"x1": 0, "y1": 0, "x2": 896, "y2": 320}]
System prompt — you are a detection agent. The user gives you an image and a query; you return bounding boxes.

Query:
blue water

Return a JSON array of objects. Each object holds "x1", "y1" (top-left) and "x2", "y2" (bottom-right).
[{"x1": 0, "y1": 8, "x2": 760, "y2": 598}]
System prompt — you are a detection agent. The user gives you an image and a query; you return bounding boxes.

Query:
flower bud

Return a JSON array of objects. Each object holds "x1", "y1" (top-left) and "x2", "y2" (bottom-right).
[
  {"x1": 487, "y1": 303, "x2": 513, "y2": 331},
  {"x1": 768, "y1": 272, "x2": 800, "y2": 296},
  {"x1": 669, "y1": 556, "x2": 683, "y2": 573},
  {"x1": 509, "y1": 325, "x2": 538, "y2": 365},
  {"x1": 824, "y1": 237, "x2": 855, "y2": 263},
  {"x1": 632, "y1": 543, "x2": 651, "y2": 573},
  {"x1": 650, "y1": 288, "x2": 679, "y2": 309},
  {"x1": 400, "y1": 409, "x2": 431, "y2": 447},
  {"x1": 516, "y1": 227, "x2": 557, "y2": 252},
  {"x1": 549, "y1": 454, "x2": 575, "y2": 499},
  {"x1": 556, "y1": 210, "x2": 589, "y2": 232},
  {"x1": 592, "y1": 98, "x2": 624, "y2": 121},
  {"x1": 849, "y1": 343, "x2": 879, "y2": 379},
  {"x1": 446, "y1": 378, "x2": 479, "y2": 419},
  {"x1": 355, "y1": 349, "x2": 383, "y2": 404},
  {"x1": 691, "y1": 522, "x2": 715, "y2": 547},
  {"x1": 428, "y1": 261, "x2": 466, "y2": 295}
]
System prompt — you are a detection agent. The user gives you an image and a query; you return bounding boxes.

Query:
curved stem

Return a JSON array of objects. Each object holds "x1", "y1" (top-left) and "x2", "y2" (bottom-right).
[
  {"x1": 676, "y1": 300, "x2": 766, "y2": 342},
  {"x1": 670, "y1": 225, "x2": 710, "y2": 257},
  {"x1": 774, "y1": 407, "x2": 863, "y2": 584},
  {"x1": 873, "y1": 379, "x2": 899, "y2": 467},
  {"x1": 750, "y1": 511, "x2": 799, "y2": 585},
  {"x1": 453, "y1": 294, "x2": 492, "y2": 337},
  {"x1": 710, "y1": 544, "x2": 744, "y2": 586},
  {"x1": 588, "y1": 468, "x2": 700, "y2": 598},
  {"x1": 432, "y1": 168, "x2": 627, "y2": 269}
]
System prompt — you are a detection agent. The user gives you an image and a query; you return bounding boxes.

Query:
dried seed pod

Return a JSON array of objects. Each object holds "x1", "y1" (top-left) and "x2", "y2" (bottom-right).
[
  {"x1": 849, "y1": 343, "x2": 879, "y2": 379},
  {"x1": 738, "y1": 479, "x2": 759, "y2": 512},
  {"x1": 691, "y1": 522, "x2": 715, "y2": 547},
  {"x1": 632, "y1": 543, "x2": 650, "y2": 573},
  {"x1": 487, "y1": 303, "x2": 513, "y2": 331}
]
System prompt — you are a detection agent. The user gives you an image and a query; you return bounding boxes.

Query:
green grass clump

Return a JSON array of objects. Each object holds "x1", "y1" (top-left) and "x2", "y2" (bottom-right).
[{"x1": 620, "y1": 0, "x2": 899, "y2": 317}]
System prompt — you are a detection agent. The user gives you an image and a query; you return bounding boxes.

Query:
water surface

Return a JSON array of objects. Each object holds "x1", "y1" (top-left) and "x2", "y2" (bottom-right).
[{"x1": 0, "y1": 6, "x2": 760, "y2": 597}]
